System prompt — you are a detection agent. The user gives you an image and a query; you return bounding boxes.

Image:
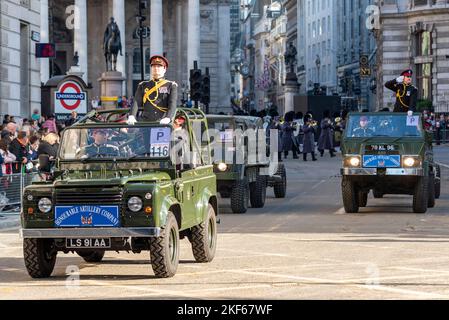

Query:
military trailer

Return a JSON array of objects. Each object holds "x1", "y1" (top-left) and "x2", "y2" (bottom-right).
[
  {"x1": 206, "y1": 115, "x2": 286, "y2": 214},
  {"x1": 20, "y1": 108, "x2": 218, "y2": 278},
  {"x1": 340, "y1": 112, "x2": 441, "y2": 214}
]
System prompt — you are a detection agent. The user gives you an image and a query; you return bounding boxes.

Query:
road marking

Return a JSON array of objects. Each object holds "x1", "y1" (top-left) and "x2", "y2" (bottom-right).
[
  {"x1": 312, "y1": 180, "x2": 327, "y2": 190},
  {"x1": 334, "y1": 207, "x2": 346, "y2": 215},
  {"x1": 225, "y1": 269, "x2": 449, "y2": 299}
]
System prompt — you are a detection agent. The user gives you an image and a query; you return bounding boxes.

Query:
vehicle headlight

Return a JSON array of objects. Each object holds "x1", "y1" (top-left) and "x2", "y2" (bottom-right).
[
  {"x1": 345, "y1": 156, "x2": 361, "y2": 167},
  {"x1": 217, "y1": 162, "x2": 228, "y2": 172},
  {"x1": 403, "y1": 156, "x2": 420, "y2": 167},
  {"x1": 38, "y1": 197, "x2": 52, "y2": 213},
  {"x1": 128, "y1": 196, "x2": 143, "y2": 212}
]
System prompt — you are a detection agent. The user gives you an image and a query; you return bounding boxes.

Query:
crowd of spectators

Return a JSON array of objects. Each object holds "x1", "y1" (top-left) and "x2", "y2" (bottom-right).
[{"x1": 0, "y1": 109, "x2": 81, "y2": 176}]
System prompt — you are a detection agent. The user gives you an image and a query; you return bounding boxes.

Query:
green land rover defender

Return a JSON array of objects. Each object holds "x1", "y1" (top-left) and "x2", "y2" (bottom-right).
[
  {"x1": 20, "y1": 108, "x2": 218, "y2": 278},
  {"x1": 340, "y1": 112, "x2": 441, "y2": 214}
]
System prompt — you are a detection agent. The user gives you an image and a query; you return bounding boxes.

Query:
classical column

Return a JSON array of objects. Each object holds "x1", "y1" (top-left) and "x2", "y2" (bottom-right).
[
  {"x1": 74, "y1": 0, "x2": 88, "y2": 83},
  {"x1": 113, "y1": 0, "x2": 125, "y2": 74},
  {"x1": 113, "y1": 0, "x2": 126, "y2": 93},
  {"x1": 187, "y1": 0, "x2": 200, "y2": 73},
  {"x1": 151, "y1": 0, "x2": 164, "y2": 56},
  {"x1": 217, "y1": 0, "x2": 231, "y2": 112},
  {"x1": 176, "y1": 0, "x2": 183, "y2": 86},
  {"x1": 40, "y1": 0, "x2": 50, "y2": 84}
]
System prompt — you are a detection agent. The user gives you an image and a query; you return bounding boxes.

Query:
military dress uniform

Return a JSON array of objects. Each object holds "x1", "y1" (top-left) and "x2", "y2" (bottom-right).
[
  {"x1": 130, "y1": 56, "x2": 178, "y2": 122},
  {"x1": 384, "y1": 69, "x2": 418, "y2": 112}
]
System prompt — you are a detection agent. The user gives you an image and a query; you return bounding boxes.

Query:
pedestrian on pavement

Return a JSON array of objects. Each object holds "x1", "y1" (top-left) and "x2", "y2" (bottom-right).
[
  {"x1": 65, "y1": 111, "x2": 78, "y2": 127},
  {"x1": 318, "y1": 110, "x2": 335, "y2": 158},
  {"x1": 42, "y1": 114, "x2": 58, "y2": 134},
  {"x1": 8, "y1": 131, "x2": 29, "y2": 173},
  {"x1": 128, "y1": 55, "x2": 178, "y2": 125},
  {"x1": 37, "y1": 133, "x2": 59, "y2": 172},
  {"x1": 385, "y1": 69, "x2": 418, "y2": 112},
  {"x1": 302, "y1": 114, "x2": 317, "y2": 161},
  {"x1": 1, "y1": 122, "x2": 17, "y2": 144},
  {"x1": 0, "y1": 139, "x2": 16, "y2": 175}
]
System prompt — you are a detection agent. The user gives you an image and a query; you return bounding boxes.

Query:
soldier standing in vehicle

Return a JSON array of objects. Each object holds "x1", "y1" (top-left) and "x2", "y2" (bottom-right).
[
  {"x1": 384, "y1": 69, "x2": 418, "y2": 112},
  {"x1": 128, "y1": 55, "x2": 178, "y2": 125}
]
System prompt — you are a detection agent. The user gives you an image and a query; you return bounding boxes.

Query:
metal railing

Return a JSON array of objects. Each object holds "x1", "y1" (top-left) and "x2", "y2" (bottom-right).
[{"x1": 0, "y1": 161, "x2": 44, "y2": 215}]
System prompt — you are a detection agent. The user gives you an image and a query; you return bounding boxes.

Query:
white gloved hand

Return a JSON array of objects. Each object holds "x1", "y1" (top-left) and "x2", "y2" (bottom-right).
[
  {"x1": 396, "y1": 76, "x2": 404, "y2": 83},
  {"x1": 160, "y1": 117, "x2": 171, "y2": 125},
  {"x1": 127, "y1": 115, "x2": 137, "y2": 125},
  {"x1": 407, "y1": 110, "x2": 414, "y2": 117}
]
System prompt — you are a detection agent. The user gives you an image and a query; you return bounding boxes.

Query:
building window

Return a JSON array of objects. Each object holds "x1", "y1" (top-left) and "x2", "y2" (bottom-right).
[
  {"x1": 133, "y1": 48, "x2": 142, "y2": 74},
  {"x1": 417, "y1": 63, "x2": 432, "y2": 100},
  {"x1": 417, "y1": 31, "x2": 432, "y2": 56}
]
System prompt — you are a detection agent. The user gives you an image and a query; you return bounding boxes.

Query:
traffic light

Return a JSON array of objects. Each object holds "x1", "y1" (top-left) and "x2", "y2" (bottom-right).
[
  {"x1": 189, "y1": 65, "x2": 202, "y2": 102},
  {"x1": 201, "y1": 68, "x2": 210, "y2": 105}
]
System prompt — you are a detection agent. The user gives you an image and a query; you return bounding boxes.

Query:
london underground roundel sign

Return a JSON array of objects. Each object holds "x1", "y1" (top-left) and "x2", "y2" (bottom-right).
[{"x1": 55, "y1": 80, "x2": 87, "y2": 114}]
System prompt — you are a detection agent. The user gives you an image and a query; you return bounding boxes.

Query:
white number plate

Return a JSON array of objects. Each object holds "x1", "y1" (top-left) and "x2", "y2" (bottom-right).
[{"x1": 66, "y1": 238, "x2": 111, "y2": 249}]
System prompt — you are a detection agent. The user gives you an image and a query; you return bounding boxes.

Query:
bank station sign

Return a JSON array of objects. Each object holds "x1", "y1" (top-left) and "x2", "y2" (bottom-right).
[{"x1": 54, "y1": 80, "x2": 87, "y2": 114}]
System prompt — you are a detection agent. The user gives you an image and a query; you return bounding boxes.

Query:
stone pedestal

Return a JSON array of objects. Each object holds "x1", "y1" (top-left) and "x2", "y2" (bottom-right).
[
  {"x1": 284, "y1": 72, "x2": 299, "y2": 114},
  {"x1": 66, "y1": 66, "x2": 84, "y2": 79},
  {"x1": 97, "y1": 71, "x2": 125, "y2": 109}
]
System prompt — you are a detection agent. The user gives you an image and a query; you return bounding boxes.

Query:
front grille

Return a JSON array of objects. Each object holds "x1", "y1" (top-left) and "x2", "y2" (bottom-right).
[{"x1": 55, "y1": 188, "x2": 124, "y2": 205}]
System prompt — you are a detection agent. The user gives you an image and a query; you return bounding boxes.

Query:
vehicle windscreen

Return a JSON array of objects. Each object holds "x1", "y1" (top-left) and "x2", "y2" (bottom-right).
[
  {"x1": 59, "y1": 126, "x2": 172, "y2": 160},
  {"x1": 345, "y1": 114, "x2": 423, "y2": 138}
]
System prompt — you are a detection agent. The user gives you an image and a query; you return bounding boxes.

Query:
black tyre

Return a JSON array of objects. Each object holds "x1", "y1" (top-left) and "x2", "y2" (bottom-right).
[
  {"x1": 413, "y1": 175, "x2": 429, "y2": 214},
  {"x1": 274, "y1": 164, "x2": 287, "y2": 198},
  {"x1": 435, "y1": 165, "x2": 441, "y2": 199},
  {"x1": 190, "y1": 204, "x2": 217, "y2": 263},
  {"x1": 250, "y1": 174, "x2": 267, "y2": 208},
  {"x1": 373, "y1": 189, "x2": 383, "y2": 199},
  {"x1": 428, "y1": 174, "x2": 435, "y2": 208},
  {"x1": 342, "y1": 177, "x2": 359, "y2": 213},
  {"x1": 77, "y1": 250, "x2": 105, "y2": 263},
  {"x1": 231, "y1": 180, "x2": 249, "y2": 213},
  {"x1": 23, "y1": 238, "x2": 57, "y2": 278},
  {"x1": 149, "y1": 212, "x2": 179, "y2": 278},
  {"x1": 358, "y1": 191, "x2": 368, "y2": 207}
]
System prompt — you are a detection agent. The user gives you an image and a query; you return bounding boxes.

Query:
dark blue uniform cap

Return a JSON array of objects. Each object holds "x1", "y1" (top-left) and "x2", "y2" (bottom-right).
[{"x1": 401, "y1": 69, "x2": 413, "y2": 77}]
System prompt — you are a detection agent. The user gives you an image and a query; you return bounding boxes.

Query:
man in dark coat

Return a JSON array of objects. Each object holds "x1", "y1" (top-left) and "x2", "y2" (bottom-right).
[
  {"x1": 302, "y1": 114, "x2": 317, "y2": 161},
  {"x1": 384, "y1": 69, "x2": 418, "y2": 112},
  {"x1": 128, "y1": 55, "x2": 178, "y2": 125},
  {"x1": 317, "y1": 110, "x2": 335, "y2": 157},
  {"x1": 8, "y1": 131, "x2": 29, "y2": 173},
  {"x1": 282, "y1": 111, "x2": 299, "y2": 159}
]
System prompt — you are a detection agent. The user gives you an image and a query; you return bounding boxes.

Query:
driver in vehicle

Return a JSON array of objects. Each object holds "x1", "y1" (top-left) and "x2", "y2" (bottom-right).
[
  {"x1": 352, "y1": 116, "x2": 374, "y2": 137},
  {"x1": 77, "y1": 129, "x2": 119, "y2": 158}
]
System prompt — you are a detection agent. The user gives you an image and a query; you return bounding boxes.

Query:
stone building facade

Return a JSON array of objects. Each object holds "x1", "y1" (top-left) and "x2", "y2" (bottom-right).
[
  {"x1": 0, "y1": 0, "x2": 232, "y2": 118},
  {"x1": 1, "y1": 0, "x2": 42, "y2": 118},
  {"x1": 376, "y1": 0, "x2": 449, "y2": 112}
]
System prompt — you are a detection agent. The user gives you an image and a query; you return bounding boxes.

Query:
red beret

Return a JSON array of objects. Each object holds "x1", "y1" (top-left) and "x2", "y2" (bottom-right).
[
  {"x1": 401, "y1": 69, "x2": 413, "y2": 77},
  {"x1": 150, "y1": 55, "x2": 169, "y2": 68}
]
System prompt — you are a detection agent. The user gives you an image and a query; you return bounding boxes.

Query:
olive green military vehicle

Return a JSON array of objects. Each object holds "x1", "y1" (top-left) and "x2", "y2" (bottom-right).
[
  {"x1": 21, "y1": 108, "x2": 218, "y2": 278},
  {"x1": 340, "y1": 112, "x2": 441, "y2": 214},
  {"x1": 206, "y1": 115, "x2": 286, "y2": 214}
]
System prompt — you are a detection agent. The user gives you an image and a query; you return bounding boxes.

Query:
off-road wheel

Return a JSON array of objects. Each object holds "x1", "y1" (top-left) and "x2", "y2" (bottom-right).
[
  {"x1": 373, "y1": 189, "x2": 383, "y2": 199},
  {"x1": 77, "y1": 250, "x2": 105, "y2": 263},
  {"x1": 231, "y1": 180, "x2": 249, "y2": 213},
  {"x1": 342, "y1": 177, "x2": 359, "y2": 213},
  {"x1": 358, "y1": 191, "x2": 368, "y2": 207},
  {"x1": 273, "y1": 164, "x2": 287, "y2": 198},
  {"x1": 435, "y1": 165, "x2": 441, "y2": 199},
  {"x1": 149, "y1": 212, "x2": 179, "y2": 278},
  {"x1": 428, "y1": 174, "x2": 435, "y2": 208},
  {"x1": 23, "y1": 238, "x2": 57, "y2": 278},
  {"x1": 190, "y1": 204, "x2": 217, "y2": 263},
  {"x1": 250, "y1": 174, "x2": 267, "y2": 208},
  {"x1": 413, "y1": 175, "x2": 429, "y2": 214}
]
